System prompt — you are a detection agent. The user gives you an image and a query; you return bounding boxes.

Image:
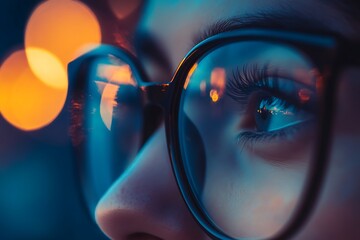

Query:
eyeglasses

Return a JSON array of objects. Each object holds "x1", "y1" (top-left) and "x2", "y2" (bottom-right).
[{"x1": 69, "y1": 28, "x2": 360, "y2": 240}]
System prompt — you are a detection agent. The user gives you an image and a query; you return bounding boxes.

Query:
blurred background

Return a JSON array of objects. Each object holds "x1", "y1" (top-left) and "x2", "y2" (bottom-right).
[{"x1": 0, "y1": 0, "x2": 142, "y2": 239}]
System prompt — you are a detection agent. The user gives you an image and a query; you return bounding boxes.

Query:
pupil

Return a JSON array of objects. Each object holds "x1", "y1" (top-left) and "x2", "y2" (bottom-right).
[
  {"x1": 255, "y1": 96, "x2": 276, "y2": 132},
  {"x1": 259, "y1": 106, "x2": 270, "y2": 120},
  {"x1": 256, "y1": 106, "x2": 271, "y2": 132}
]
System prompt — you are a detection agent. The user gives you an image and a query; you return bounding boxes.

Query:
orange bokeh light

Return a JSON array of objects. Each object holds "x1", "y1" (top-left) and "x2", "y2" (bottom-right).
[
  {"x1": 0, "y1": 0, "x2": 102, "y2": 131},
  {"x1": 107, "y1": 0, "x2": 141, "y2": 19},
  {"x1": 25, "y1": 0, "x2": 101, "y2": 68},
  {"x1": 0, "y1": 50, "x2": 67, "y2": 131},
  {"x1": 26, "y1": 47, "x2": 68, "y2": 89}
]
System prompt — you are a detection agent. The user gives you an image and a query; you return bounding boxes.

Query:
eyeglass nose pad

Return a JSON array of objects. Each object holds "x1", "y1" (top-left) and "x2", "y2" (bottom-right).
[{"x1": 181, "y1": 114, "x2": 206, "y2": 195}]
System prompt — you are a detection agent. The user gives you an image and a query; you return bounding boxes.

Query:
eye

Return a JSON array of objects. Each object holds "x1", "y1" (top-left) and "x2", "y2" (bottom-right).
[
  {"x1": 226, "y1": 64, "x2": 317, "y2": 145},
  {"x1": 254, "y1": 94, "x2": 312, "y2": 133},
  {"x1": 234, "y1": 86, "x2": 317, "y2": 149}
]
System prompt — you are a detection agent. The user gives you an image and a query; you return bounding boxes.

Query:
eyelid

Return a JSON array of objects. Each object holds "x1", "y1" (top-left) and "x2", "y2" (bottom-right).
[{"x1": 226, "y1": 65, "x2": 318, "y2": 113}]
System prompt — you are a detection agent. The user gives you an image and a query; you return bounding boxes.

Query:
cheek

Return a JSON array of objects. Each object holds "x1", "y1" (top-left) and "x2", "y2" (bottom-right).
[
  {"x1": 202, "y1": 151, "x2": 310, "y2": 239},
  {"x1": 196, "y1": 115, "x2": 313, "y2": 238}
]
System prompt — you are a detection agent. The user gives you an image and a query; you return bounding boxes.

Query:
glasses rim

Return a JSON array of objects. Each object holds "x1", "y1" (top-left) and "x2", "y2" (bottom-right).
[
  {"x1": 167, "y1": 28, "x2": 340, "y2": 240},
  {"x1": 68, "y1": 28, "x2": 360, "y2": 239}
]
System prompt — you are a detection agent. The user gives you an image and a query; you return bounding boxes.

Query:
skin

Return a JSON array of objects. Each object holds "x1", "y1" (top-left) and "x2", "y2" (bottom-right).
[{"x1": 94, "y1": 0, "x2": 360, "y2": 239}]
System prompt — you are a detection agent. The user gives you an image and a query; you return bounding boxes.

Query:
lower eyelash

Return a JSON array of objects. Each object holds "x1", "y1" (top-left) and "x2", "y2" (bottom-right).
[{"x1": 236, "y1": 120, "x2": 312, "y2": 150}]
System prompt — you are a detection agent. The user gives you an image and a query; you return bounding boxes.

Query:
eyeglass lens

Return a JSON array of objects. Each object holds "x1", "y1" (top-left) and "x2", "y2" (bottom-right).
[
  {"x1": 178, "y1": 41, "x2": 320, "y2": 239},
  {"x1": 82, "y1": 56, "x2": 143, "y2": 214}
]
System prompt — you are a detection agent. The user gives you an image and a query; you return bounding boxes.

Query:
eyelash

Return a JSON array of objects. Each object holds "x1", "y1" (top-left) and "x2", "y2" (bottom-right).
[
  {"x1": 236, "y1": 122, "x2": 310, "y2": 151},
  {"x1": 226, "y1": 64, "x2": 283, "y2": 104},
  {"x1": 226, "y1": 64, "x2": 314, "y2": 146}
]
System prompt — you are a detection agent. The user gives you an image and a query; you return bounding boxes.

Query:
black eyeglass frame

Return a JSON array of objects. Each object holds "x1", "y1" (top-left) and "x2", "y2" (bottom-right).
[{"x1": 69, "y1": 28, "x2": 360, "y2": 240}]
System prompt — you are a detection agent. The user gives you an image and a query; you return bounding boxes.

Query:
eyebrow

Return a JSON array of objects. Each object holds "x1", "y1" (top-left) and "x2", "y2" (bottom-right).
[{"x1": 193, "y1": 7, "x2": 359, "y2": 46}]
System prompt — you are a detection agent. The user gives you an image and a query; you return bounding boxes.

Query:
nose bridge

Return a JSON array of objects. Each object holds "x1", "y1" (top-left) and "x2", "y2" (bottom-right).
[
  {"x1": 97, "y1": 126, "x2": 172, "y2": 212},
  {"x1": 141, "y1": 83, "x2": 173, "y2": 108}
]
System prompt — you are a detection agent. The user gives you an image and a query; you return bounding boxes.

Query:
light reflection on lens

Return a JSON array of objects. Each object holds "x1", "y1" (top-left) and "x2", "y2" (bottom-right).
[
  {"x1": 298, "y1": 88, "x2": 312, "y2": 103},
  {"x1": 95, "y1": 63, "x2": 137, "y2": 130},
  {"x1": 99, "y1": 83, "x2": 119, "y2": 131},
  {"x1": 184, "y1": 63, "x2": 198, "y2": 90},
  {"x1": 209, "y1": 89, "x2": 219, "y2": 103},
  {"x1": 210, "y1": 67, "x2": 226, "y2": 102},
  {"x1": 200, "y1": 80, "x2": 206, "y2": 96},
  {"x1": 97, "y1": 64, "x2": 136, "y2": 86}
]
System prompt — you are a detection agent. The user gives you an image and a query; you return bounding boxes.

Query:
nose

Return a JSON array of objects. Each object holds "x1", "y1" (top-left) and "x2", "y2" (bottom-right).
[{"x1": 95, "y1": 125, "x2": 209, "y2": 240}]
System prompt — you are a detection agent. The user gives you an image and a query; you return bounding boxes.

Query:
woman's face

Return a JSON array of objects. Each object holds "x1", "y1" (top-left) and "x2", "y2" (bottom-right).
[{"x1": 93, "y1": 0, "x2": 360, "y2": 239}]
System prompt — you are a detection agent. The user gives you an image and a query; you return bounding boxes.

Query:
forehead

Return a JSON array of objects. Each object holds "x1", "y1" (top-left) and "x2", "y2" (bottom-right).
[{"x1": 138, "y1": 0, "x2": 358, "y2": 69}]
